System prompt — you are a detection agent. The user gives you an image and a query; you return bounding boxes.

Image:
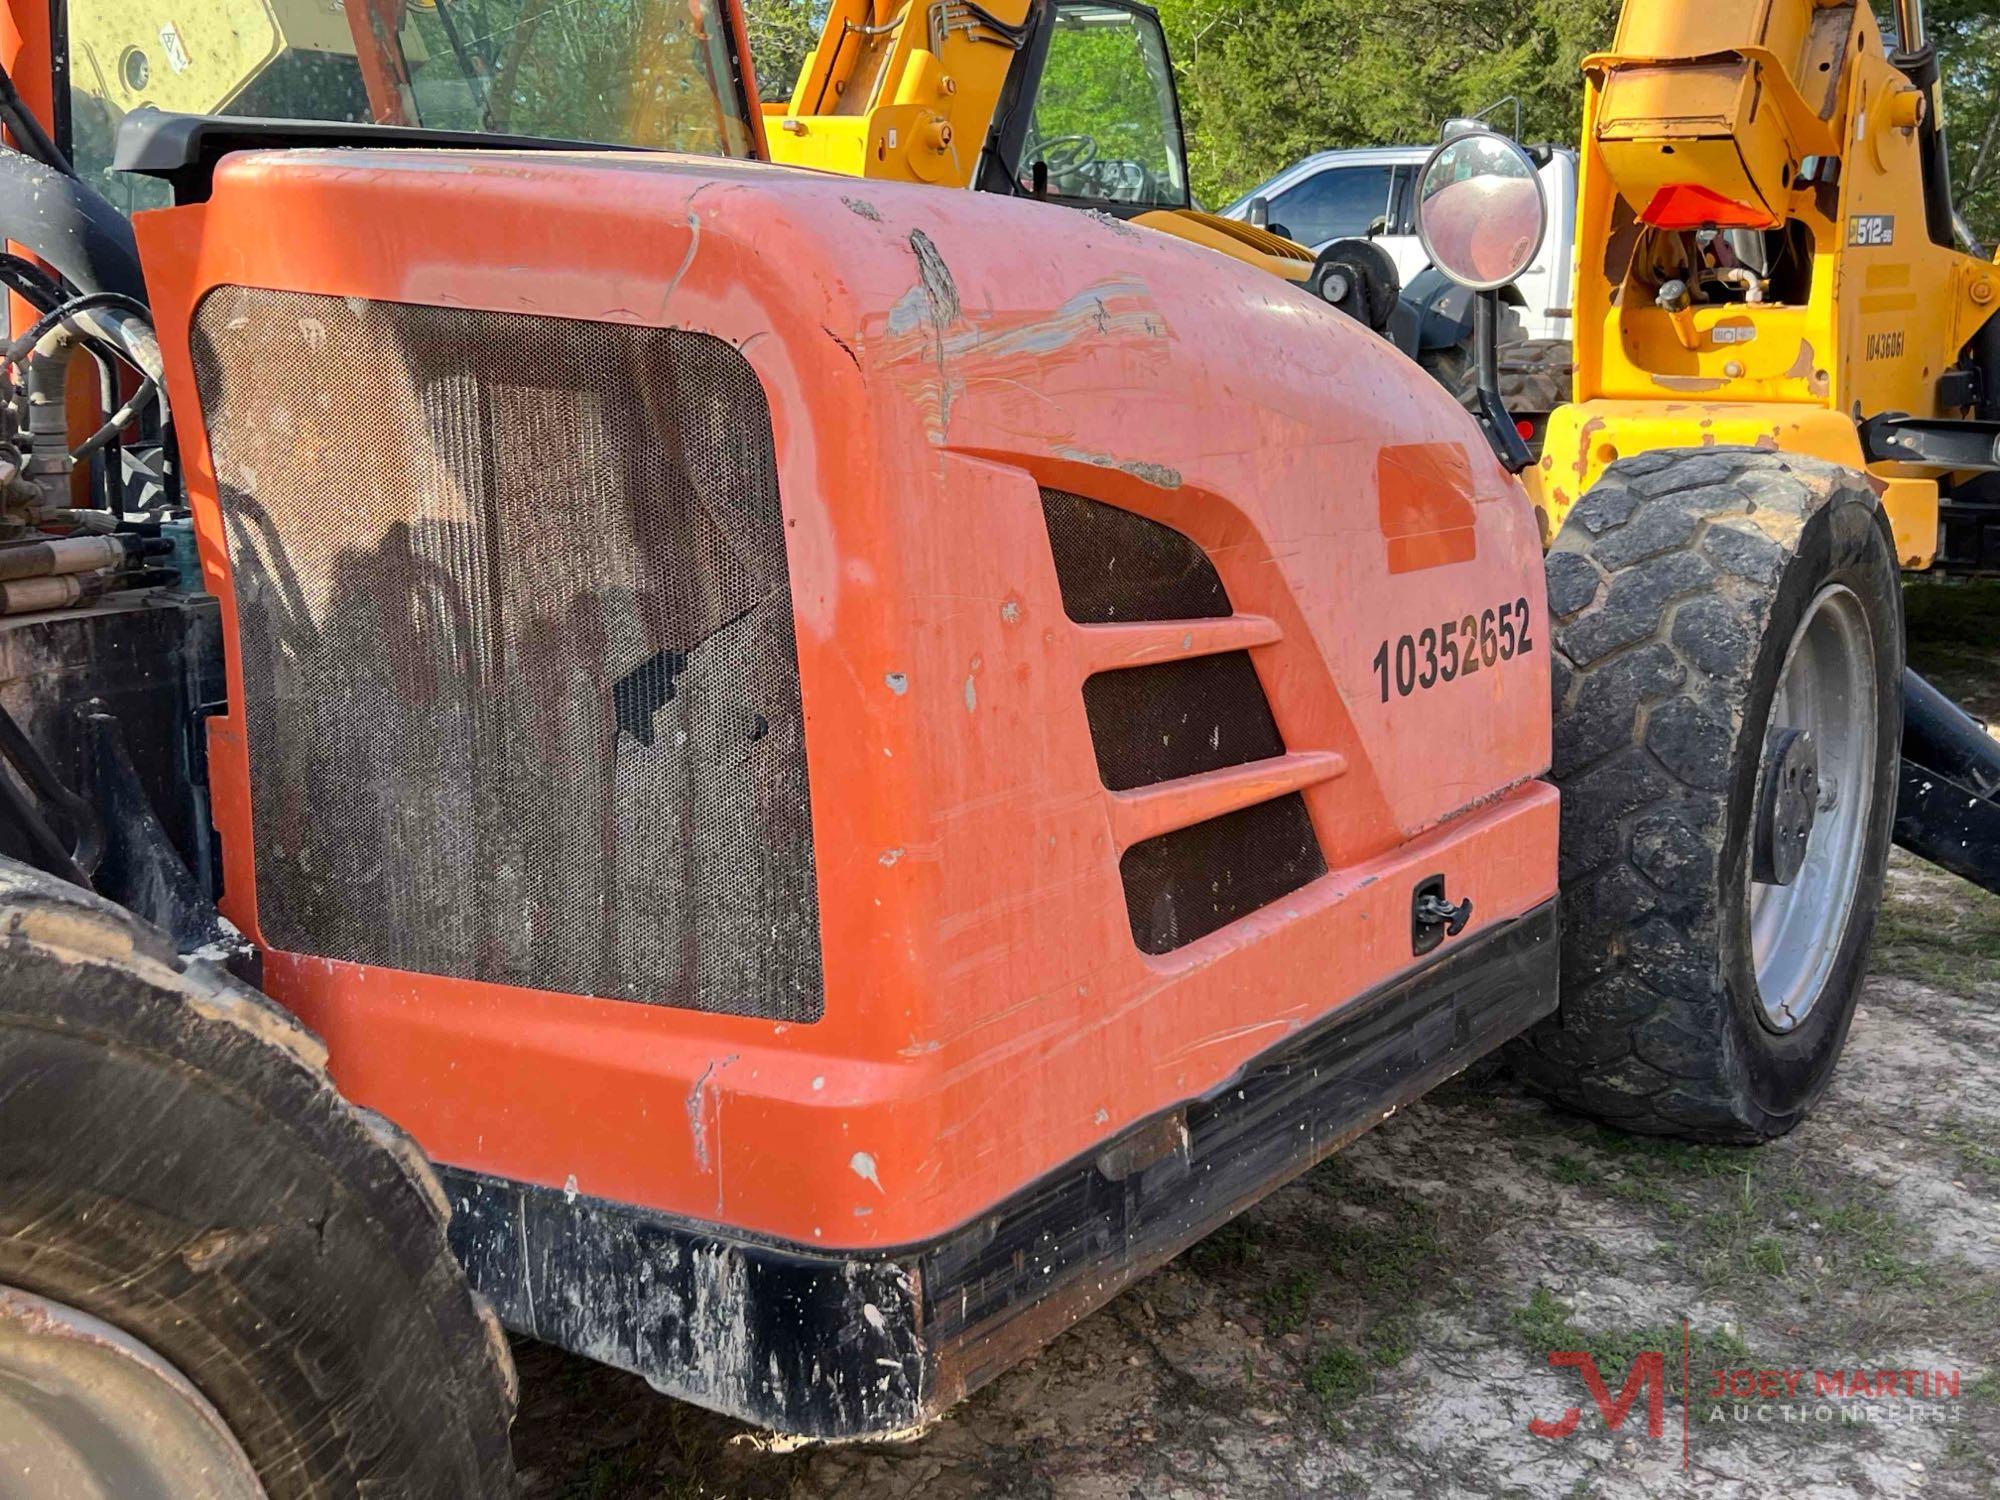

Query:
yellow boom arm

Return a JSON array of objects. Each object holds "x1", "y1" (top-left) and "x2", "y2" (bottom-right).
[{"x1": 764, "y1": 0, "x2": 1032, "y2": 185}]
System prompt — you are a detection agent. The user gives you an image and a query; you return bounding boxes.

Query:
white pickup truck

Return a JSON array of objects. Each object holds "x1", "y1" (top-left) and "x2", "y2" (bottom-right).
[
  {"x1": 1222, "y1": 142, "x2": 1578, "y2": 434},
  {"x1": 1222, "y1": 143, "x2": 1579, "y2": 342}
]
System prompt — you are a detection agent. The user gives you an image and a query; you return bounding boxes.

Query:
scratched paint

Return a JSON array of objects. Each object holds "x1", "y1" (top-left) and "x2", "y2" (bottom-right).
[
  {"x1": 1650, "y1": 373, "x2": 1729, "y2": 393},
  {"x1": 1050, "y1": 444, "x2": 1184, "y2": 490},
  {"x1": 685, "y1": 1054, "x2": 739, "y2": 1172},
  {"x1": 658, "y1": 208, "x2": 702, "y2": 310},
  {"x1": 871, "y1": 274, "x2": 1172, "y2": 443}
]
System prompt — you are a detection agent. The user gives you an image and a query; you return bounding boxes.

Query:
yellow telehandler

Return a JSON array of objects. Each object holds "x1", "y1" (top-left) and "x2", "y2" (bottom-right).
[{"x1": 1402, "y1": 0, "x2": 2000, "y2": 1128}]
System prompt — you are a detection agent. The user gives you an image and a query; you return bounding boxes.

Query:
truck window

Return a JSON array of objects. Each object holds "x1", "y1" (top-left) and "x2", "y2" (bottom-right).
[
  {"x1": 1388, "y1": 164, "x2": 1417, "y2": 235},
  {"x1": 1022, "y1": 1, "x2": 1188, "y2": 210},
  {"x1": 64, "y1": 0, "x2": 759, "y2": 215},
  {"x1": 1267, "y1": 165, "x2": 1394, "y2": 247}
]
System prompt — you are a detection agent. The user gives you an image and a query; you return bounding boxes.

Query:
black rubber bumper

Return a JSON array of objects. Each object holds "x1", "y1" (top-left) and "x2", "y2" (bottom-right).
[{"x1": 437, "y1": 896, "x2": 1559, "y2": 1437}]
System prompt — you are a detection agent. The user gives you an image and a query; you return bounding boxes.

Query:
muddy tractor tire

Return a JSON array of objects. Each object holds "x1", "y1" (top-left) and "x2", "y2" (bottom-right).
[
  {"x1": 1511, "y1": 449, "x2": 1903, "y2": 1142},
  {"x1": 0, "y1": 860, "x2": 517, "y2": 1496}
]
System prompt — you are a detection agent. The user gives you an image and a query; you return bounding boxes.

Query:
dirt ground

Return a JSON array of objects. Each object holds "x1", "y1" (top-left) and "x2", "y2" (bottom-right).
[{"x1": 511, "y1": 579, "x2": 2000, "y2": 1500}]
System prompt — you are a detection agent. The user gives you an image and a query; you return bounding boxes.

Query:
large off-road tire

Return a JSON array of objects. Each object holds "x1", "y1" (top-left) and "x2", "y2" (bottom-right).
[
  {"x1": 1510, "y1": 449, "x2": 1903, "y2": 1142},
  {"x1": 1492, "y1": 337, "x2": 1572, "y2": 416},
  {"x1": 0, "y1": 859, "x2": 517, "y2": 1496},
  {"x1": 1415, "y1": 303, "x2": 1521, "y2": 400},
  {"x1": 1417, "y1": 340, "x2": 1474, "y2": 400},
  {"x1": 1422, "y1": 335, "x2": 1573, "y2": 416}
]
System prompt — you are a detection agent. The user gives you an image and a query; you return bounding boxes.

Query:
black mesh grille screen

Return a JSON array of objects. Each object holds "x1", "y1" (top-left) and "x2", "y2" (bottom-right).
[
  {"x1": 191, "y1": 288, "x2": 822, "y2": 1020},
  {"x1": 1081, "y1": 653, "x2": 1284, "y2": 791},
  {"x1": 1041, "y1": 489, "x2": 1231, "y2": 623},
  {"x1": 1121, "y1": 795, "x2": 1327, "y2": 955}
]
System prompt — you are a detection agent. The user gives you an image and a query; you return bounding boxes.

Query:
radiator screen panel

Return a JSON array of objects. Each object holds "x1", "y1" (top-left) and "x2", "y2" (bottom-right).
[{"x1": 191, "y1": 288, "x2": 822, "y2": 1020}]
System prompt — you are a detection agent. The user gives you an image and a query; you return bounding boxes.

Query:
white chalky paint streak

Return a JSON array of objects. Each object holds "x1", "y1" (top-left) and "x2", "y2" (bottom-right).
[{"x1": 850, "y1": 1151, "x2": 885, "y2": 1193}]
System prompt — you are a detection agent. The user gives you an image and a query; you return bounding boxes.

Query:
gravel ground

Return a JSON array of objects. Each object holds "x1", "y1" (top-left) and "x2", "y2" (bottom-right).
[{"x1": 511, "y1": 580, "x2": 2000, "y2": 1500}]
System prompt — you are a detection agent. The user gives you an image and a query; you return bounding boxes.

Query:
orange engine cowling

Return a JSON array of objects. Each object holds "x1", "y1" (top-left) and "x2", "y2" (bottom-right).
[{"x1": 136, "y1": 145, "x2": 1558, "y2": 1435}]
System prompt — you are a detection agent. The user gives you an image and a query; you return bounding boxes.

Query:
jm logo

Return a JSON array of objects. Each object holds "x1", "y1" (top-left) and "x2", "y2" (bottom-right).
[{"x1": 1529, "y1": 1350, "x2": 1668, "y2": 1441}]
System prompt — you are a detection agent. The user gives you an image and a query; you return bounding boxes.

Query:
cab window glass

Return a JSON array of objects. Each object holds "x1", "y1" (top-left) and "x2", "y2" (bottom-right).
[
  {"x1": 65, "y1": 0, "x2": 757, "y2": 215},
  {"x1": 1023, "y1": 2, "x2": 1187, "y2": 209},
  {"x1": 1267, "y1": 165, "x2": 1393, "y2": 246}
]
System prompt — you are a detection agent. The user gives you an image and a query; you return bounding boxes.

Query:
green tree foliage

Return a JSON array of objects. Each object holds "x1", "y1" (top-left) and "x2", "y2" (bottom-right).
[
  {"x1": 1918, "y1": 0, "x2": 2000, "y2": 244},
  {"x1": 1145, "y1": 0, "x2": 2000, "y2": 235},
  {"x1": 1034, "y1": 19, "x2": 1171, "y2": 167},
  {"x1": 743, "y1": 0, "x2": 827, "y2": 101},
  {"x1": 1150, "y1": 0, "x2": 1618, "y2": 206}
]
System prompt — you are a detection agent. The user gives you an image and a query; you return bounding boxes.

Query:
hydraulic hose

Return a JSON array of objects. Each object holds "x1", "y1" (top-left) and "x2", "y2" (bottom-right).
[
  {"x1": 0, "y1": 149, "x2": 147, "y2": 303},
  {"x1": 0, "y1": 55, "x2": 69, "y2": 174}
]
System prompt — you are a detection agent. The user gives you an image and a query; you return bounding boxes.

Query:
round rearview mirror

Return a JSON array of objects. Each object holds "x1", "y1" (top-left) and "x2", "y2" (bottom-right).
[{"x1": 1414, "y1": 130, "x2": 1548, "y2": 292}]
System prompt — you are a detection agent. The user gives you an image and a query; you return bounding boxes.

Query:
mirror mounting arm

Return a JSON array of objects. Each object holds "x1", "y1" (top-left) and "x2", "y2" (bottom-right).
[{"x1": 1473, "y1": 291, "x2": 1533, "y2": 473}]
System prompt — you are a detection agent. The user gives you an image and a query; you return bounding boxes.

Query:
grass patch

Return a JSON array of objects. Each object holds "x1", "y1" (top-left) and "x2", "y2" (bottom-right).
[
  {"x1": 1591, "y1": 1130, "x2": 1744, "y2": 1176},
  {"x1": 1943, "y1": 1427, "x2": 1996, "y2": 1481},
  {"x1": 1571, "y1": 1131, "x2": 1752, "y2": 1220},
  {"x1": 1678, "y1": 1158, "x2": 1937, "y2": 1292},
  {"x1": 1747, "y1": 1236, "x2": 1787, "y2": 1277},
  {"x1": 1872, "y1": 851, "x2": 2000, "y2": 994},
  {"x1": 1306, "y1": 1344, "x2": 1371, "y2": 1406},
  {"x1": 1260, "y1": 1271, "x2": 1314, "y2": 1335},
  {"x1": 1316, "y1": 1217, "x2": 1445, "y2": 1296},
  {"x1": 1545, "y1": 1154, "x2": 1595, "y2": 1186},
  {"x1": 1306, "y1": 1156, "x2": 1415, "y2": 1207},
  {"x1": 1511, "y1": 1286, "x2": 1749, "y2": 1386},
  {"x1": 1935, "y1": 1114, "x2": 2000, "y2": 1183},
  {"x1": 1365, "y1": 1314, "x2": 1417, "y2": 1368},
  {"x1": 1904, "y1": 578, "x2": 2000, "y2": 720},
  {"x1": 1801, "y1": 1196, "x2": 1934, "y2": 1289},
  {"x1": 1187, "y1": 1216, "x2": 1264, "y2": 1276},
  {"x1": 1294, "y1": 1161, "x2": 1458, "y2": 1307},
  {"x1": 1244, "y1": 1165, "x2": 1467, "y2": 1415}
]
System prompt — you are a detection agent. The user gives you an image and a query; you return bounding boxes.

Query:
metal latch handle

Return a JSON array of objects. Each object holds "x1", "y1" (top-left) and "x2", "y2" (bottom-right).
[{"x1": 1414, "y1": 892, "x2": 1473, "y2": 935}]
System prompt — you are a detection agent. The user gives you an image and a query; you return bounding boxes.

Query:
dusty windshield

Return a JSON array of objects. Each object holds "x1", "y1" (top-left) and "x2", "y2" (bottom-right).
[{"x1": 66, "y1": 0, "x2": 757, "y2": 213}]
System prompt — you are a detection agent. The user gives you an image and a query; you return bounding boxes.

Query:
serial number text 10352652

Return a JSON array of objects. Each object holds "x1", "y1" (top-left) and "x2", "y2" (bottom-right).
[{"x1": 1370, "y1": 598, "x2": 1535, "y2": 702}]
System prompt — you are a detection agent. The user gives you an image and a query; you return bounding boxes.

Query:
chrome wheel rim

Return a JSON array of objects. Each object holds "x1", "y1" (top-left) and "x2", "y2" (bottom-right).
[
  {"x1": 1747, "y1": 584, "x2": 1878, "y2": 1033},
  {"x1": 0, "y1": 1283, "x2": 266, "y2": 1499}
]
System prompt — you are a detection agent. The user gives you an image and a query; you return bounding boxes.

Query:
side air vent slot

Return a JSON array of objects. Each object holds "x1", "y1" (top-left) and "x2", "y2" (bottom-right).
[
  {"x1": 1081, "y1": 653, "x2": 1283, "y2": 791},
  {"x1": 1041, "y1": 489, "x2": 1231, "y2": 623},
  {"x1": 1121, "y1": 795, "x2": 1328, "y2": 956},
  {"x1": 1040, "y1": 488, "x2": 1326, "y2": 954}
]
